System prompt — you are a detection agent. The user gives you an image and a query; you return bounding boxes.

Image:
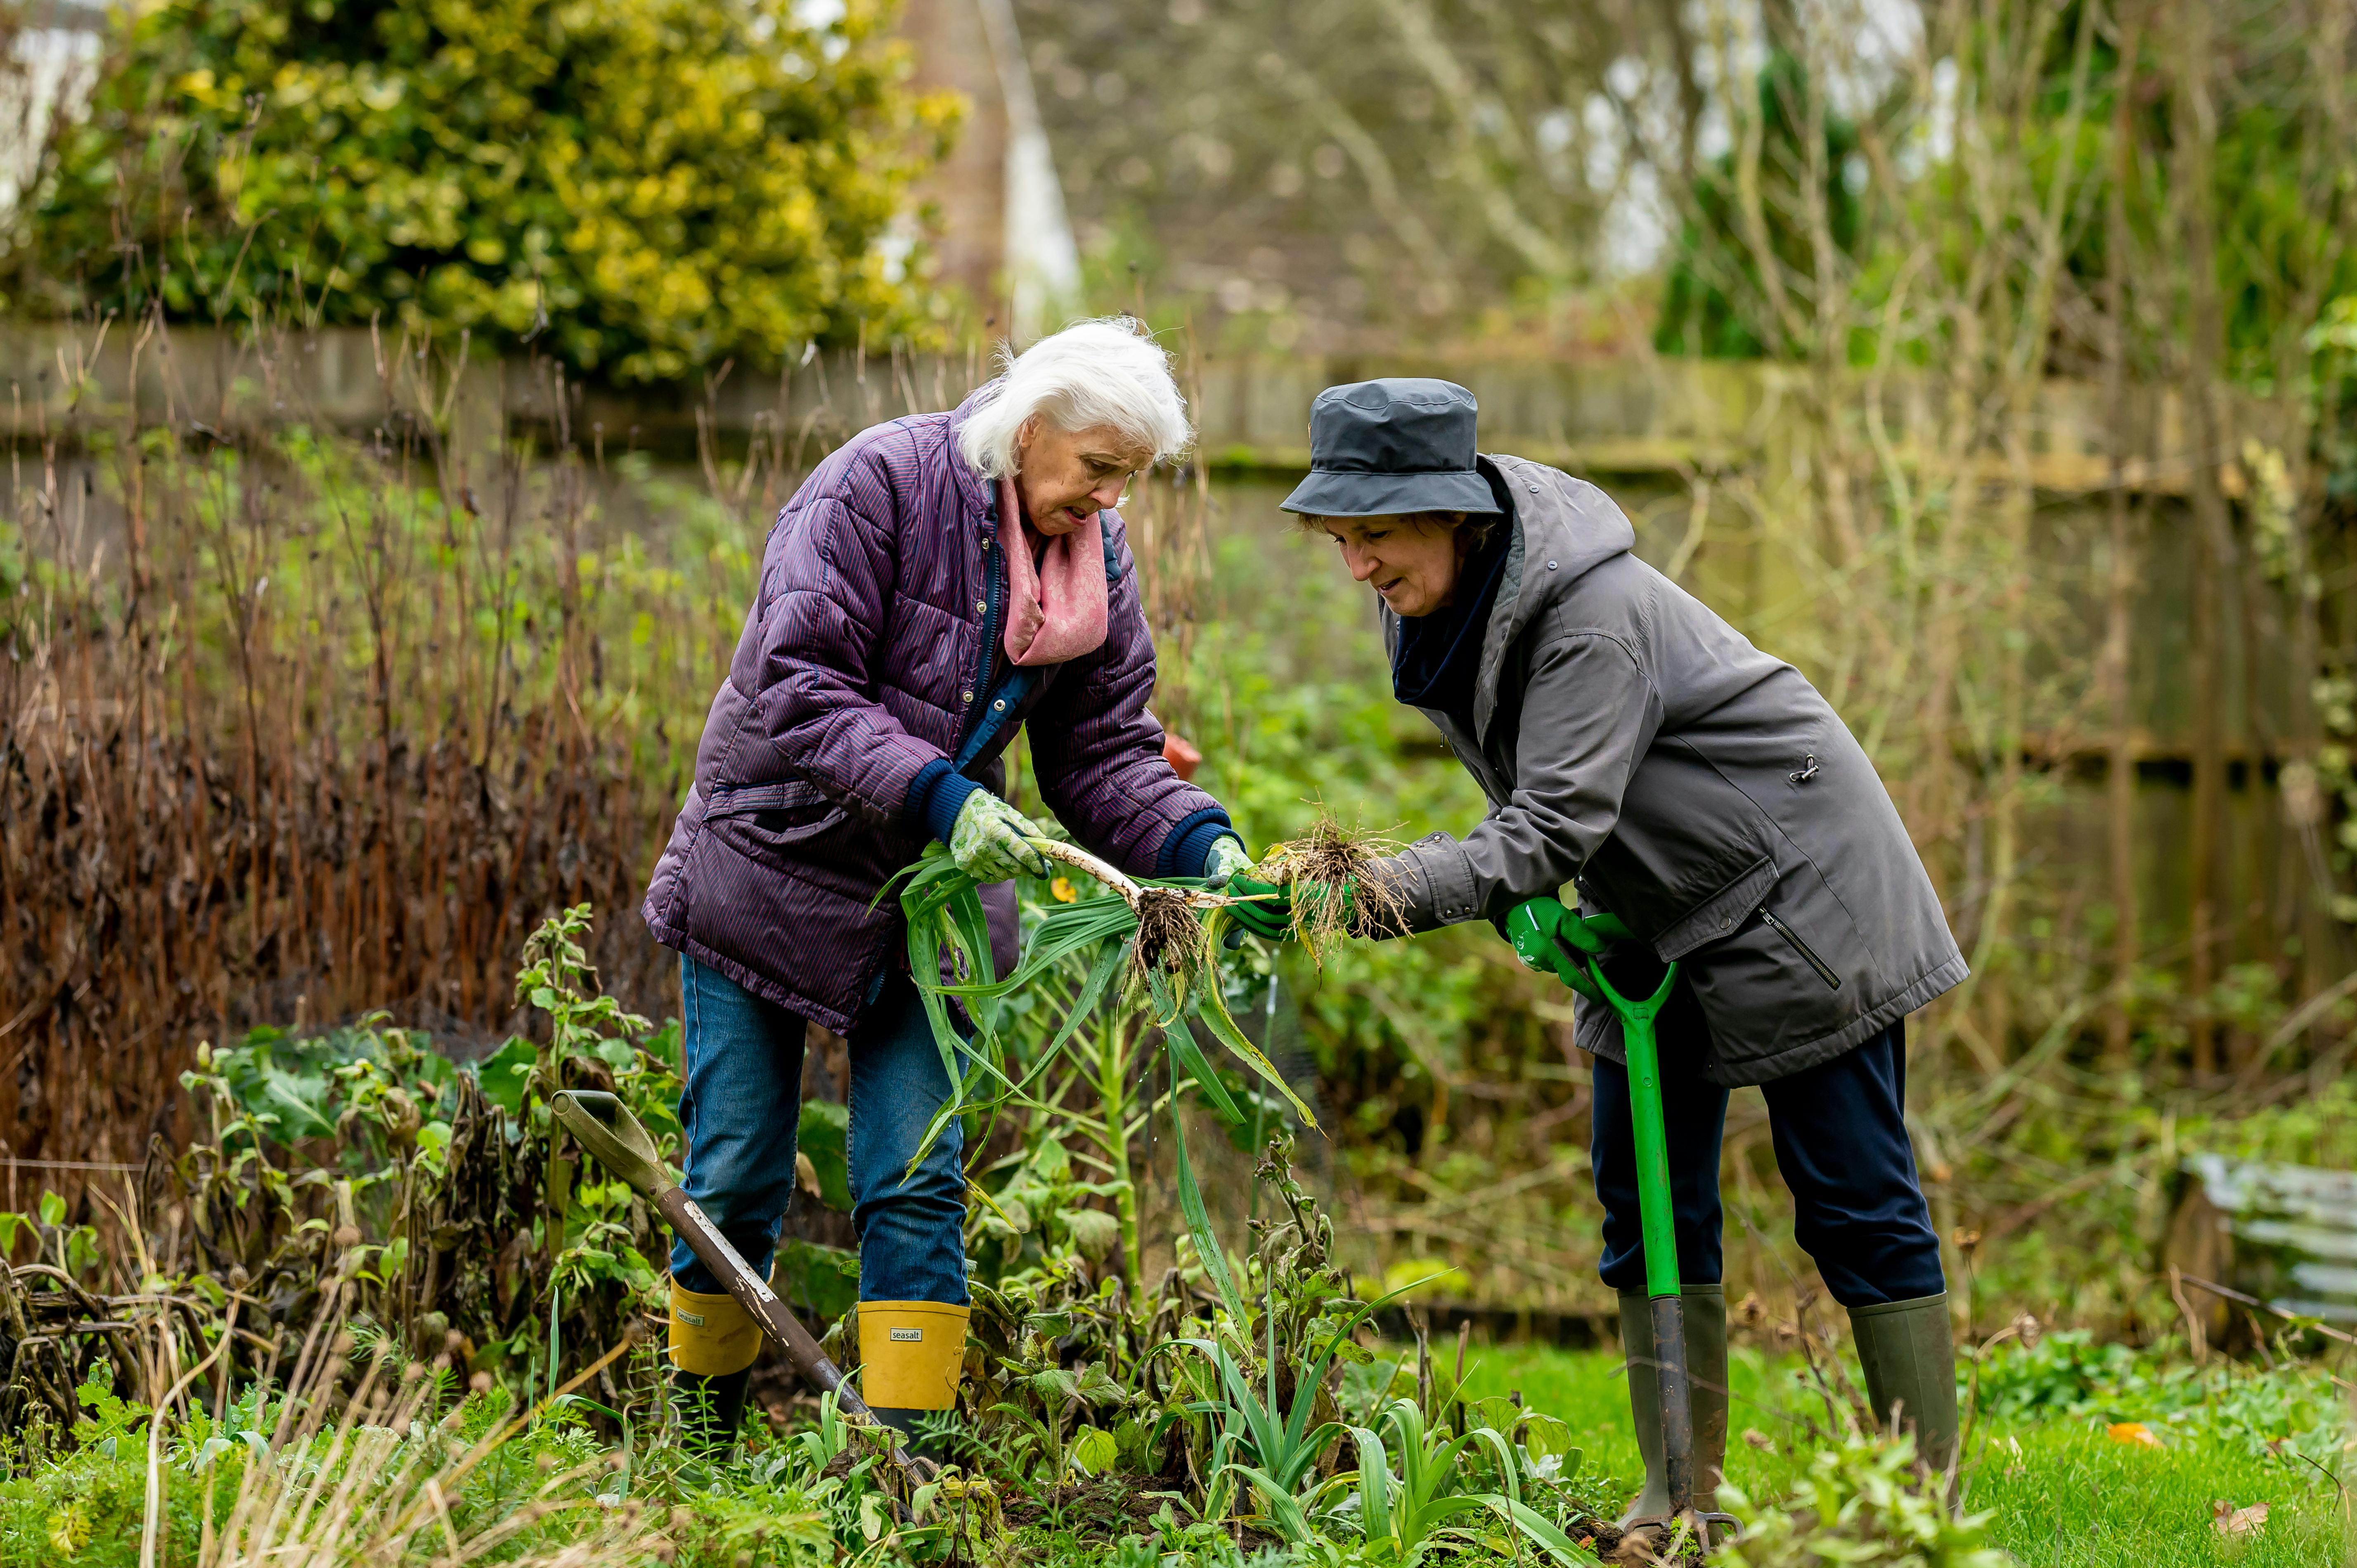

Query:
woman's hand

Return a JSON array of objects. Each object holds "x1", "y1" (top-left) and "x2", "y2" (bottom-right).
[
  {"x1": 949, "y1": 792, "x2": 1054, "y2": 881},
  {"x1": 1223, "y1": 872, "x2": 1295, "y2": 941},
  {"x1": 1203, "y1": 836, "x2": 1253, "y2": 887}
]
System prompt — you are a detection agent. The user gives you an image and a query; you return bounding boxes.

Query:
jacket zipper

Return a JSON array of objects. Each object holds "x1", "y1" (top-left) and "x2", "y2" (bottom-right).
[
  {"x1": 961, "y1": 532, "x2": 1005, "y2": 757},
  {"x1": 1760, "y1": 907, "x2": 1841, "y2": 989}
]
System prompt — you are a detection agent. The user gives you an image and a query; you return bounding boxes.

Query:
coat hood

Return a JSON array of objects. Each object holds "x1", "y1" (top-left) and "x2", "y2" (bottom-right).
[
  {"x1": 1470, "y1": 454, "x2": 1635, "y2": 738},
  {"x1": 1377, "y1": 453, "x2": 1636, "y2": 742}
]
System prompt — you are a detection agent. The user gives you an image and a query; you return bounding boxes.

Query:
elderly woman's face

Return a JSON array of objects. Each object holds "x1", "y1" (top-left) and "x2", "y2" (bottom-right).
[
  {"x1": 1320, "y1": 516, "x2": 1470, "y2": 618},
  {"x1": 1015, "y1": 419, "x2": 1151, "y2": 535}
]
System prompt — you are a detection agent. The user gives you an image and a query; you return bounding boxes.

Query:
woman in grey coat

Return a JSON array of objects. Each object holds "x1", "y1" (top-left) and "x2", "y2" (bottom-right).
[{"x1": 1231, "y1": 378, "x2": 1967, "y2": 1516}]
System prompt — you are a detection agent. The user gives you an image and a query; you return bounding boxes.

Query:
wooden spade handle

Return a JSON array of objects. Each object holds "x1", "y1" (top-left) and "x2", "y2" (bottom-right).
[
  {"x1": 550, "y1": 1090, "x2": 916, "y2": 1461},
  {"x1": 651, "y1": 1187, "x2": 868, "y2": 1413}
]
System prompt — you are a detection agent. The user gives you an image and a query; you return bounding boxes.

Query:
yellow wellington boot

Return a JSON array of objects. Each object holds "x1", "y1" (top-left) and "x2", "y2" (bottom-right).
[
  {"x1": 669, "y1": 1277, "x2": 764, "y2": 1452},
  {"x1": 856, "y1": 1301, "x2": 971, "y2": 1459}
]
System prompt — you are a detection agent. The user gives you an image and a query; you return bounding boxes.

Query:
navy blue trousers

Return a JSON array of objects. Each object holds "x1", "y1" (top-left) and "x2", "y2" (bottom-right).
[{"x1": 1590, "y1": 1006, "x2": 1944, "y2": 1308}]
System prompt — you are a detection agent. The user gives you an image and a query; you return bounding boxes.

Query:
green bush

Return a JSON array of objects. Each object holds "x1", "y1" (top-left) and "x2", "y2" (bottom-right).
[{"x1": 5, "y1": 0, "x2": 957, "y2": 380}]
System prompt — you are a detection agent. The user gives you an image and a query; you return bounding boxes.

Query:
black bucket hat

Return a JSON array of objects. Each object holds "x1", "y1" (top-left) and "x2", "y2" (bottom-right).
[{"x1": 1279, "y1": 378, "x2": 1500, "y2": 518}]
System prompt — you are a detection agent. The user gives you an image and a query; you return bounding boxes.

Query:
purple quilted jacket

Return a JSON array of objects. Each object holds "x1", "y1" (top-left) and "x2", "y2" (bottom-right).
[{"x1": 641, "y1": 387, "x2": 1225, "y2": 1033}]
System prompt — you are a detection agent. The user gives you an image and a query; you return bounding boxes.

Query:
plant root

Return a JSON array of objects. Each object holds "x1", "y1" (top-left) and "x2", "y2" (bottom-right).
[
  {"x1": 1129, "y1": 885, "x2": 1208, "y2": 988},
  {"x1": 1255, "y1": 810, "x2": 1408, "y2": 956}
]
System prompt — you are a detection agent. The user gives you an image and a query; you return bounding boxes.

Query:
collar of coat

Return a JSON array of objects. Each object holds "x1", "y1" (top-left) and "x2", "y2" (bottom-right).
[
  {"x1": 946, "y1": 384, "x2": 1001, "y2": 541},
  {"x1": 1380, "y1": 453, "x2": 1638, "y2": 745}
]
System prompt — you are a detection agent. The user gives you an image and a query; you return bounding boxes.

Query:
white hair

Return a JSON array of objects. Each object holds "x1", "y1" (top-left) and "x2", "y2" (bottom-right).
[{"x1": 956, "y1": 317, "x2": 1193, "y2": 481}]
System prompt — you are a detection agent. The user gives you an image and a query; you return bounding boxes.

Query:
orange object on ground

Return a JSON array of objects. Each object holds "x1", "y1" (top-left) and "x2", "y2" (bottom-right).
[
  {"x1": 1162, "y1": 731, "x2": 1202, "y2": 781},
  {"x1": 2107, "y1": 1421, "x2": 2163, "y2": 1447}
]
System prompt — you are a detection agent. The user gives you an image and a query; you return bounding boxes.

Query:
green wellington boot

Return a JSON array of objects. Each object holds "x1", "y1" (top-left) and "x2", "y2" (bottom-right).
[
  {"x1": 1848, "y1": 1293, "x2": 1959, "y2": 1472},
  {"x1": 1616, "y1": 1284, "x2": 1729, "y2": 1525}
]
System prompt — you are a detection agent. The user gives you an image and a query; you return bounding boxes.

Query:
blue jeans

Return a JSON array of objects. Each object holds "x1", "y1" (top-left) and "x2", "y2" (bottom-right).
[
  {"x1": 668, "y1": 955, "x2": 968, "y2": 1305},
  {"x1": 1590, "y1": 1013, "x2": 1944, "y2": 1308}
]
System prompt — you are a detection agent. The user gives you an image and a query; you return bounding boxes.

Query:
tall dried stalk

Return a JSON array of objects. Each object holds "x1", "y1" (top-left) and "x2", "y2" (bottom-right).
[
  {"x1": 2101, "y1": 0, "x2": 2148, "y2": 1069},
  {"x1": 2172, "y1": 0, "x2": 2232, "y2": 1078},
  {"x1": 0, "y1": 323, "x2": 764, "y2": 1167},
  {"x1": 176, "y1": 1308, "x2": 655, "y2": 1567}
]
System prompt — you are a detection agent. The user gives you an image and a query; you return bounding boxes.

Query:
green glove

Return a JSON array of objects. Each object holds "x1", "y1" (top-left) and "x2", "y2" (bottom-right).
[
  {"x1": 1203, "y1": 835, "x2": 1253, "y2": 887},
  {"x1": 1224, "y1": 873, "x2": 1295, "y2": 941},
  {"x1": 1505, "y1": 896, "x2": 1632, "y2": 1002},
  {"x1": 948, "y1": 791, "x2": 1053, "y2": 881}
]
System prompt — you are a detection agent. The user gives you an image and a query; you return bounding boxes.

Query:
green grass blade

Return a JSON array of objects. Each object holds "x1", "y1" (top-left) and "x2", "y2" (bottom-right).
[
  {"x1": 1143, "y1": 956, "x2": 1178, "y2": 1024},
  {"x1": 1457, "y1": 1423, "x2": 1524, "y2": 1506}
]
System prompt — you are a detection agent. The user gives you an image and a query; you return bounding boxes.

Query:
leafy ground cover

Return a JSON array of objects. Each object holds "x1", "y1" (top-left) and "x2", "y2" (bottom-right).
[
  {"x1": 7, "y1": 1320, "x2": 2343, "y2": 1565},
  {"x1": 0, "y1": 905, "x2": 2015, "y2": 1568},
  {"x1": 1458, "y1": 1337, "x2": 2355, "y2": 1568}
]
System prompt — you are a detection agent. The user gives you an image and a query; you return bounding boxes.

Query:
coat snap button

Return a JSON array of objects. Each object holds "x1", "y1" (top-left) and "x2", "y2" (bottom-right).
[
  {"x1": 975, "y1": 599, "x2": 986, "y2": 613},
  {"x1": 961, "y1": 690, "x2": 973, "y2": 704},
  {"x1": 1547, "y1": 560, "x2": 1559, "y2": 570},
  {"x1": 992, "y1": 698, "x2": 1006, "y2": 711}
]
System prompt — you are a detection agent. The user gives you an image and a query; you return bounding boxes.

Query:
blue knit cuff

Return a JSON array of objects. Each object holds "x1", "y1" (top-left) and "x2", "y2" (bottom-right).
[
  {"x1": 907, "y1": 759, "x2": 984, "y2": 845},
  {"x1": 1159, "y1": 809, "x2": 1239, "y2": 878}
]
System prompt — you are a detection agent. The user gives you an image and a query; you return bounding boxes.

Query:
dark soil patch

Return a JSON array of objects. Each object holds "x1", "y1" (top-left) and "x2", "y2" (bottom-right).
[{"x1": 1000, "y1": 1475, "x2": 1189, "y2": 1535}]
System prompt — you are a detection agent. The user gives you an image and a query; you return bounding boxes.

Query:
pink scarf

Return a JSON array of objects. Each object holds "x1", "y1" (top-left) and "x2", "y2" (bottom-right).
[{"x1": 999, "y1": 478, "x2": 1108, "y2": 667}]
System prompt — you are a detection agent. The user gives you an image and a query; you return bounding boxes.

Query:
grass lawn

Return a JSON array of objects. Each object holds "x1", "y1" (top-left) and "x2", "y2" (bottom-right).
[{"x1": 1458, "y1": 1340, "x2": 2355, "y2": 1567}]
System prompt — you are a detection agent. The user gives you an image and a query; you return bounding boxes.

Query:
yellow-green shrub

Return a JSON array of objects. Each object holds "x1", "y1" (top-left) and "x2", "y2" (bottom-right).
[{"x1": 6, "y1": 0, "x2": 958, "y2": 380}]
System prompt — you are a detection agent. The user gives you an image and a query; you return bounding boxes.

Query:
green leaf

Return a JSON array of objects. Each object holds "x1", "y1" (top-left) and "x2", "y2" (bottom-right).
[
  {"x1": 1189, "y1": 983, "x2": 1318, "y2": 1130},
  {"x1": 1218, "y1": 1462, "x2": 1320, "y2": 1546},
  {"x1": 1521, "y1": 1414, "x2": 1578, "y2": 1473},
  {"x1": 795, "y1": 1099, "x2": 853, "y2": 1212},
  {"x1": 1169, "y1": 1020, "x2": 1244, "y2": 1125},
  {"x1": 772, "y1": 1236, "x2": 860, "y2": 1321},
  {"x1": 1473, "y1": 1494, "x2": 1594, "y2": 1566},
  {"x1": 474, "y1": 1036, "x2": 536, "y2": 1116},
  {"x1": 1346, "y1": 1424, "x2": 1395, "y2": 1550},
  {"x1": 1070, "y1": 1426, "x2": 1119, "y2": 1475},
  {"x1": 1467, "y1": 1395, "x2": 1521, "y2": 1434},
  {"x1": 1166, "y1": 1075, "x2": 1249, "y2": 1329}
]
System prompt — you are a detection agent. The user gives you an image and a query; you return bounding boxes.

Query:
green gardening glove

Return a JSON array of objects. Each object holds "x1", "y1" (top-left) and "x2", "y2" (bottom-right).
[
  {"x1": 948, "y1": 790, "x2": 1053, "y2": 881},
  {"x1": 1224, "y1": 873, "x2": 1294, "y2": 941},
  {"x1": 1224, "y1": 871, "x2": 1371, "y2": 946},
  {"x1": 1506, "y1": 896, "x2": 1613, "y2": 1003}
]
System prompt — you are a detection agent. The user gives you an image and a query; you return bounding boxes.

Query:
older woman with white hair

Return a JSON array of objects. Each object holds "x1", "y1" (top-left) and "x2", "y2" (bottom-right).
[{"x1": 639, "y1": 318, "x2": 1254, "y2": 1449}]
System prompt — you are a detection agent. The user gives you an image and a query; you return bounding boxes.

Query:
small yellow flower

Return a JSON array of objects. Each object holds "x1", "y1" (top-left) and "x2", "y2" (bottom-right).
[{"x1": 1049, "y1": 876, "x2": 1077, "y2": 903}]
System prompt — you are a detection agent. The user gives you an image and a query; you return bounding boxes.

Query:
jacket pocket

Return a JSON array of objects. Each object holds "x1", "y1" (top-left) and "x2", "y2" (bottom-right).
[
  {"x1": 1645, "y1": 855, "x2": 1778, "y2": 961},
  {"x1": 703, "y1": 778, "x2": 852, "y2": 864},
  {"x1": 1759, "y1": 905, "x2": 1841, "y2": 989}
]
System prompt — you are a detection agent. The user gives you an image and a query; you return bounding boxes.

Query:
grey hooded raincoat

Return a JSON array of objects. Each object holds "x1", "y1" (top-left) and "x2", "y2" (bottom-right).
[{"x1": 1382, "y1": 454, "x2": 1967, "y2": 1086}]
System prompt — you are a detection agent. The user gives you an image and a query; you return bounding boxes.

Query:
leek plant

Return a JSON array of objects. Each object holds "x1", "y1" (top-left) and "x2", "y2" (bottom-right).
[{"x1": 893, "y1": 837, "x2": 1314, "y2": 1298}]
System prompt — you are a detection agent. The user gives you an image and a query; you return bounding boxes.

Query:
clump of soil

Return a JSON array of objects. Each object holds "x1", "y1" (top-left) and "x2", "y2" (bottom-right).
[
  {"x1": 1000, "y1": 1475, "x2": 1178, "y2": 1533},
  {"x1": 1254, "y1": 811, "x2": 1406, "y2": 956},
  {"x1": 1129, "y1": 885, "x2": 1208, "y2": 986}
]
